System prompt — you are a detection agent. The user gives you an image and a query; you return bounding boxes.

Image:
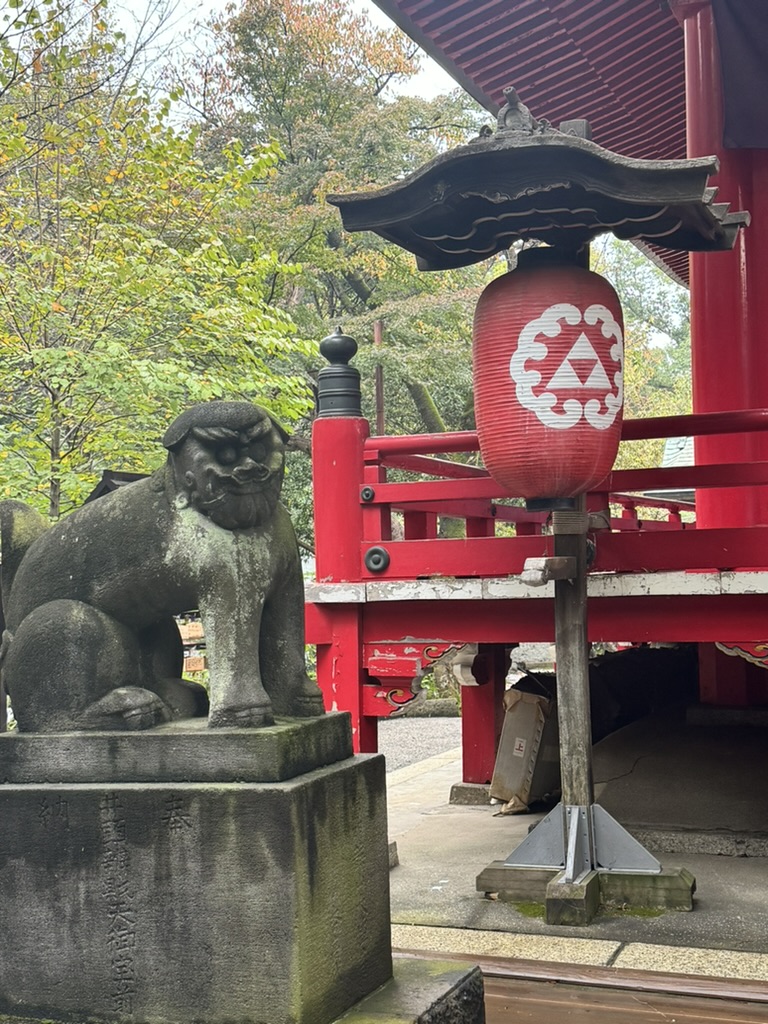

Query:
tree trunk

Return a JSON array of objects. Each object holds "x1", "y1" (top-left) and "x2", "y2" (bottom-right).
[
  {"x1": 405, "y1": 379, "x2": 447, "y2": 434},
  {"x1": 48, "y1": 415, "x2": 61, "y2": 520}
]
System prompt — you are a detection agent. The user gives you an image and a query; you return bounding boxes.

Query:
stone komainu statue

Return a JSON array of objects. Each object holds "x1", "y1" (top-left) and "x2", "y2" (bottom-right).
[{"x1": 0, "y1": 402, "x2": 325, "y2": 732}]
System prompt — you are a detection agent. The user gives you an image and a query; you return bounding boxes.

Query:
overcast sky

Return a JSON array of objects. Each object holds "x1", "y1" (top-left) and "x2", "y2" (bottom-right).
[
  {"x1": 118, "y1": 0, "x2": 458, "y2": 100},
  {"x1": 352, "y1": 0, "x2": 457, "y2": 98}
]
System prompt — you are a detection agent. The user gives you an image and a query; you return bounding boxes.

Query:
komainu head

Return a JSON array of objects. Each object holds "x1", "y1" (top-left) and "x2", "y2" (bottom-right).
[{"x1": 163, "y1": 402, "x2": 288, "y2": 531}]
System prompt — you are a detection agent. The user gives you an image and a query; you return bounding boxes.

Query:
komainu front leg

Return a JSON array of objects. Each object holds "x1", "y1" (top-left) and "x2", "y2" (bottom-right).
[
  {"x1": 208, "y1": 703, "x2": 274, "y2": 728},
  {"x1": 201, "y1": 596, "x2": 275, "y2": 729},
  {"x1": 259, "y1": 590, "x2": 325, "y2": 719},
  {"x1": 290, "y1": 678, "x2": 326, "y2": 718}
]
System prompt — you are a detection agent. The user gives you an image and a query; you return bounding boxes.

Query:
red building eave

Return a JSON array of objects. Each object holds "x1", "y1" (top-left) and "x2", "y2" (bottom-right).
[{"x1": 372, "y1": 0, "x2": 687, "y2": 162}]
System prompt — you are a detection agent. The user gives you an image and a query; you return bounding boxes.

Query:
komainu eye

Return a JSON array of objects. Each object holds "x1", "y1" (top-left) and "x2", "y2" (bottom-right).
[
  {"x1": 217, "y1": 445, "x2": 238, "y2": 465},
  {"x1": 249, "y1": 442, "x2": 267, "y2": 462}
]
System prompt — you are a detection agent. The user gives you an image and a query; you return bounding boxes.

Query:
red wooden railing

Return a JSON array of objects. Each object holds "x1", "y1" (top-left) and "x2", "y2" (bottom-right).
[
  {"x1": 313, "y1": 406, "x2": 768, "y2": 587},
  {"x1": 352, "y1": 409, "x2": 768, "y2": 567},
  {"x1": 309, "y1": 408, "x2": 768, "y2": 756}
]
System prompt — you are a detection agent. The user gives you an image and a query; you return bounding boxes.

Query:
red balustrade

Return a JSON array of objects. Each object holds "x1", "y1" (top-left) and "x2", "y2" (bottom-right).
[{"x1": 308, "y1": 408, "x2": 768, "y2": 765}]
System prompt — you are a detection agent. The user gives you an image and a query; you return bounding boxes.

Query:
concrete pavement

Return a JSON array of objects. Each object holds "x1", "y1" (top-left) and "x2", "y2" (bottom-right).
[{"x1": 385, "y1": 724, "x2": 768, "y2": 981}]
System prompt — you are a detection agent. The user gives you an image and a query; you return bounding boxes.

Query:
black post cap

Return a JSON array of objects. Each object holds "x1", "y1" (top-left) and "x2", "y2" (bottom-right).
[{"x1": 316, "y1": 326, "x2": 363, "y2": 418}]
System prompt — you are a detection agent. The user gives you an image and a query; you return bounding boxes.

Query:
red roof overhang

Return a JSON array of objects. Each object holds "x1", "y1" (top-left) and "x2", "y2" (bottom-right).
[
  {"x1": 373, "y1": 0, "x2": 691, "y2": 282},
  {"x1": 372, "y1": 0, "x2": 686, "y2": 159}
]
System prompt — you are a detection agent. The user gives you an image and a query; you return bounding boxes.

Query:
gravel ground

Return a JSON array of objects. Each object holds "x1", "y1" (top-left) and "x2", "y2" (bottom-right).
[{"x1": 378, "y1": 716, "x2": 461, "y2": 772}]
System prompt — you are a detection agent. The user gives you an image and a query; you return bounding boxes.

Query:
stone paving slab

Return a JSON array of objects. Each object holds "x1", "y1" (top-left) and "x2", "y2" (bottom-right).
[
  {"x1": 612, "y1": 943, "x2": 768, "y2": 981},
  {"x1": 393, "y1": 925, "x2": 768, "y2": 983},
  {"x1": 392, "y1": 925, "x2": 620, "y2": 966}
]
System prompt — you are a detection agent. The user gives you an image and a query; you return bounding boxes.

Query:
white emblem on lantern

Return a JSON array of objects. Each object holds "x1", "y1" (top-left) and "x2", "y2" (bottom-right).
[{"x1": 509, "y1": 302, "x2": 623, "y2": 430}]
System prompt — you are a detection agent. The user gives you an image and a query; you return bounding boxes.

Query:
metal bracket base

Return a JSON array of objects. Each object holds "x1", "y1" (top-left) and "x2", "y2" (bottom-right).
[{"x1": 504, "y1": 802, "x2": 661, "y2": 879}]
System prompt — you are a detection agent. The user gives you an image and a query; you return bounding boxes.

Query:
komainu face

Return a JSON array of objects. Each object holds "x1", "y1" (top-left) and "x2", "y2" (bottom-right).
[{"x1": 167, "y1": 409, "x2": 286, "y2": 531}]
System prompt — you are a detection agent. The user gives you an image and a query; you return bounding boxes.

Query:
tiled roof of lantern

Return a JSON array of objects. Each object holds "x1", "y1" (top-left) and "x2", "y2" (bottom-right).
[{"x1": 328, "y1": 90, "x2": 749, "y2": 273}]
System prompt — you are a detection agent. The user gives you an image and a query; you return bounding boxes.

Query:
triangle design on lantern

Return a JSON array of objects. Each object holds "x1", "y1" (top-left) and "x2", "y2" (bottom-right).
[{"x1": 546, "y1": 333, "x2": 611, "y2": 391}]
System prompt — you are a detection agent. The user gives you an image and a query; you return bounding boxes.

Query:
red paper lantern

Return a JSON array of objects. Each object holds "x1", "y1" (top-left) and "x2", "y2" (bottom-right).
[{"x1": 473, "y1": 252, "x2": 624, "y2": 501}]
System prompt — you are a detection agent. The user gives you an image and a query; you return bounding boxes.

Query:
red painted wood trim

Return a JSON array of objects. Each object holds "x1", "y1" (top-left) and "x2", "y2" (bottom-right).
[
  {"x1": 359, "y1": 594, "x2": 768, "y2": 645},
  {"x1": 358, "y1": 527, "x2": 768, "y2": 579},
  {"x1": 362, "y1": 409, "x2": 768, "y2": 461},
  {"x1": 365, "y1": 462, "x2": 768, "y2": 509}
]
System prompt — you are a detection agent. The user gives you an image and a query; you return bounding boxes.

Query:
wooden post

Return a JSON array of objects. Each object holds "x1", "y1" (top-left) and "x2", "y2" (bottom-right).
[{"x1": 552, "y1": 505, "x2": 593, "y2": 807}]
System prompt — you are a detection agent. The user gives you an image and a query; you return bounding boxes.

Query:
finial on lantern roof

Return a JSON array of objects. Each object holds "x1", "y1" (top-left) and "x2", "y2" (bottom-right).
[{"x1": 497, "y1": 87, "x2": 542, "y2": 134}]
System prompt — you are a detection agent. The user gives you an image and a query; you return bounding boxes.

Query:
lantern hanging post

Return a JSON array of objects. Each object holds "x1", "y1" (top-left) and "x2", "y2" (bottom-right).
[
  {"x1": 551, "y1": 504, "x2": 593, "y2": 809},
  {"x1": 495, "y1": 500, "x2": 670, "y2": 925}
]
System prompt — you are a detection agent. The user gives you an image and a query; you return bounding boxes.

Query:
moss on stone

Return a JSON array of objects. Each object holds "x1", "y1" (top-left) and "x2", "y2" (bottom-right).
[
  {"x1": 599, "y1": 903, "x2": 665, "y2": 918},
  {"x1": 512, "y1": 901, "x2": 546, "y2": 918}
]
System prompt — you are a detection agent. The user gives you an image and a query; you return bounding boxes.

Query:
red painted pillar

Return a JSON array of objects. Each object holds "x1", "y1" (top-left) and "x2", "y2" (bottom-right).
[
  {"x1": 676, "y1": 0, "x2": 768, "y2": 528},
  {"x1": 313, "y1": 416, "x2": 369, "y2": 582},
  {"x1": 699, "y1": 644, "x2": 768, "y2": 707},
  {"x1": 461, "y1": 645, "x2": 508, "y2": 785},
  {"x1": 462, "y1": 523, "x2": 505, "y2": 782},
  {"x1": 312, "y1": 415, "x2": 377, "y2": 751},
  {"x1": 673, "y1": 1, "x2": 768, "y2": 705},
  {"x1": 312, "y1": 327, "x2": 378, "y2": 751}
]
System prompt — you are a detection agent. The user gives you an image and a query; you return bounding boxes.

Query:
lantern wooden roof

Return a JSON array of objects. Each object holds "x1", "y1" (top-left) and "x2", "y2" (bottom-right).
[{"x1": 329, "y1": 108, "x2": 748, "y2": 272}]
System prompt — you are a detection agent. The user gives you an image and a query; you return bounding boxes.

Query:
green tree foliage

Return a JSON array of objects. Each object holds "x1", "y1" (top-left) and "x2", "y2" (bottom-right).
[
  {"x1": 593, "y1": 235, "x2": 691, "y2": 471},
  {"x1": 178, "y1": 0, "x2": 489, "y2": 328},
  {"x1": 0, "y1": 3, "x2": 314, "y2": 517},
  {"x1": 170, "y1": 0, "x2": 492, "y2": 546},
  {"x1": 0, "y1": 0, "x2": 111, "y2": 101},
  {"x1": 342, "y1": 283, "x2": 481, "y2": 437}
]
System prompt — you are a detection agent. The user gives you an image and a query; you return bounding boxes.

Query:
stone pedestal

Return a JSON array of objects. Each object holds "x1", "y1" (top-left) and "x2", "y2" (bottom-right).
[
  {"x1": 0, "y1": 715, "x2": 392, "y2": 1024},
  {"x1": 477, "y1": 861, "x2": 696, "y2": 925}
]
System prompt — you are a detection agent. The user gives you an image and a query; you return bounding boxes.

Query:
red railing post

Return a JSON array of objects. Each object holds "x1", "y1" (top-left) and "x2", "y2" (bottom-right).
[
  {"x1": 466, "y1": 517, "x2": 495, "y2": 538},
  {"x1": 312, "y1": 328, "x2": 377, "y2": 751},
  {"x1": 314, "y1": 416, "x2": 369, "y2": 582},
  {"x1": 403, "y1": 510, "x2": 438, "y2": 539},
  {"x1": 362, "y1": 452, "x2": 391, "y2": 545}
]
